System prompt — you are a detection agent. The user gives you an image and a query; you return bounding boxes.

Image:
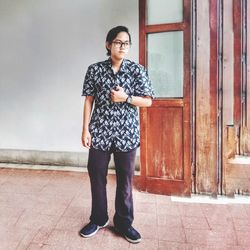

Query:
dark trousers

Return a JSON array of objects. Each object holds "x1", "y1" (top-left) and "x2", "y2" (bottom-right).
[{"x1": 87, "y1": 146, "x2": 137, "y2": 231}]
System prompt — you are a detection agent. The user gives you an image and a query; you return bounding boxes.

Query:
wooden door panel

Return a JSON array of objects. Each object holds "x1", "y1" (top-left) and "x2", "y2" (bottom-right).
[
  {"x1": 144, "y1": 178, "x2": 186, "y2": 195},
  {"x1": 139, "y1": 99, "x2": 190, "y2": 196},
  {"x1": 146, "y1": 106, "x2": 183, "y2": 180},
  {"x1": 240, "y1": 127, "x2": 250, "y2": 155}
]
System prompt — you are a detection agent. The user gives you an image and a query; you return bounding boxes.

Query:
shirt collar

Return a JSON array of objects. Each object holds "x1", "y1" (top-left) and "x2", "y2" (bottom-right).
[{"x1": 107, "y1": 57, "x2": 129, "y2": 74}]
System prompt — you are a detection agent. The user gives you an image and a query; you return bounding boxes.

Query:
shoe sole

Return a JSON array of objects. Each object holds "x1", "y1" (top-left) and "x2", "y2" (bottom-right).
[
  {"x1": 114, "y1": 227, "x2": 141, "y2": 244},
  {"x1": 124, "y1": 236, "x2": 142, "y2": 244},
  {"x1": 79, "y1": 220, "x2": 109, "y2": 238}
]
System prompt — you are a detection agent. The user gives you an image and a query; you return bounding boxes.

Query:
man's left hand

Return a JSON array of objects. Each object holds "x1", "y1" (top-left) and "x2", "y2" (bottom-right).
[{"x1": 111, "y1": 86, "x2": 128, "y2": 103}]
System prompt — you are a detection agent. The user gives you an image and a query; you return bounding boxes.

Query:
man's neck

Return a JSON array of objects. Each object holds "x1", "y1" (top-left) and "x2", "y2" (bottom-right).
[{"x1": 111, "y1": 56, "x2": 123, "y2": 73}]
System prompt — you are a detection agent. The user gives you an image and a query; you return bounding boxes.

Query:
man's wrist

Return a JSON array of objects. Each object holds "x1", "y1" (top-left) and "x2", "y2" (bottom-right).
[
  {"x1": 124, "y1": 94, "x2": 129, "y2": 102},
  {"x1": 83, "y1": 126, "x2": 89, "y2": 132},
  {"x1": 126, "y1": 94, "x2": 133, "y2": 104}
]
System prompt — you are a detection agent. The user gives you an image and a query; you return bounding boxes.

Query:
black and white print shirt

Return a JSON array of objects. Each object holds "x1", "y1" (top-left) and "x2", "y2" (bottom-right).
[{"x1": 82, "y1": 57, "x2": 154, "y2": 152}]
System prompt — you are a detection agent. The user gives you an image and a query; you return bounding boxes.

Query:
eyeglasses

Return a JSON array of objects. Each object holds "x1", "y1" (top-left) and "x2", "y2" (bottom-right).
[{"x1": 112, "y1": 40, "x2": 131, "y2": 49}]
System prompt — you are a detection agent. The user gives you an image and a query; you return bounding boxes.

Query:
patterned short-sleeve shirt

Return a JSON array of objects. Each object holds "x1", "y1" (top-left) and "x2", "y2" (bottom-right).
[{"x1": 82, "y1": 57, "x2": 154, "y2": 152}]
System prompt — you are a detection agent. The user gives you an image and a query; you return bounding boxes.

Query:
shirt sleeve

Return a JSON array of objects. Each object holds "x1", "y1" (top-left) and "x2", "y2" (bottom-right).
[
  {"x1": 133, "y1": 65, "x2": 155, "y2": 98},
  {"x1": 81, "y1": 65, "x2": 95, "y2": 96}
]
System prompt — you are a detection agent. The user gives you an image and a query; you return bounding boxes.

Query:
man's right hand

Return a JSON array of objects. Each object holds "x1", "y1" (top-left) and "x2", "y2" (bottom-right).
[{"x1": 82, "y1": 129, "x2": 92, "y2": 149}]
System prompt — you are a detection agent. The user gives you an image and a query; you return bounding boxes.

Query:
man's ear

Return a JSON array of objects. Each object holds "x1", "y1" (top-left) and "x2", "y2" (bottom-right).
[{"x1": 106, "y1": 42, "x2": 111, "y2": 51}]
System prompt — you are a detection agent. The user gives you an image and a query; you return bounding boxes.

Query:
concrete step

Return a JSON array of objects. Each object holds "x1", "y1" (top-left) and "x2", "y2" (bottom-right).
[{"x1": 228, "y1": 155, "x2": 250, "y2": 165}]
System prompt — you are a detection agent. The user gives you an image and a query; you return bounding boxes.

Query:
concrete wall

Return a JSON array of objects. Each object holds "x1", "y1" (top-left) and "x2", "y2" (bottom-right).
[{"x1": 0, "y1": 0, "x2": 139, "y2": 163}]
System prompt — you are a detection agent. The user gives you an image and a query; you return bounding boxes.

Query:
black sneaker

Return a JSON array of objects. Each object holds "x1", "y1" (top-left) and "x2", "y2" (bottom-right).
[
  {"x1": 116, "y1": 226, "x2": 142, "y2": 244},
  {"x1": 79, "y1": 220, "x2": 109, "y2": 238}
]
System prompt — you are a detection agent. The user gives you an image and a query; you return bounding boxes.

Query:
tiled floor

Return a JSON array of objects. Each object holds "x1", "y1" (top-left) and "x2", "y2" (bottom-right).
[{"x1": 0, "y1": 168, "x2": 250, "y2": 250}]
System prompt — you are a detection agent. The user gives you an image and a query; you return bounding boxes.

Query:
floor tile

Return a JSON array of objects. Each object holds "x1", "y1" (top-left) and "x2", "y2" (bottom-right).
[
  {"x1": 156, "y1": 194, "x2": 172, "y2": 205},
  {"x1": 0, "y1": 227, "x2": 31, "y2": 250},
  {"x1": 157, "y1": 225, "x2": 186, "y2": 242},
  {"x1": 181, "y1": 216, "x2": 210, "y2": 230},
  {"x1": 69, "y1": 195, "x2": 91, "y2": 208},
  {"x1": 0, "y1": 241, "x2": 19, "y2": 250},
  {"x1": 26, "y1": 243, "x2": 44, "y2": 250},
  {"x1": 134, "y1": 201, "x2": 157, "y2": 214},
  {"x1": 157, "y1": 204, "x2": 180, "y2": 216},
  {"x1": 32, "y1": 227, "x2": 54, "y2": 244},
  {"x1": 55, "y1": 216, "x2": 85, "y2": 231},
  {"x1": 15, "y1": 228, "x2": 39, "y2": 250},
  {"x1": 102, "y1": 229, "x2": 130, "y2": 250},
  {"x1": 129, "y1": 239, "x2": 158, "y2": 249},
  {"x1": 159, "y1": 241, "x2": 194, "y2": 250},
  {"x1": 61, "y1": 205, "x2": 89, "y2": 219},
  {"x1": 15, "y1": 211, "x2": 60, "y2": 230},
  {"x1": 206, "y1": 215, "x2": 234, "y2": 230},
  {"x1": 227, "y1": 204, "x2": 249, "y2": 219},
  {"x1": 185, "y1": 228, "x2": 237, "y2": 246},
  {"x1": 157, "y1": 214, "x2": 182, "y2": 227},
  {"x1": 135, "y1": 192, "x2": 157, "y2": 204},
  {"x1": 236, "y1": 231, "x2": 250, "y2": 246},
  {"x1": 178, "y1": 203, "x2": 204, "y2": 217},
  {"x1": 200, "y1": 204, "x2": 230, "y2": 218},
  {"x1": 135, "y1": 224, "x2": 158, "y2": 240},
  {"x1": 45, "y1": 229, "x2": 103, "y2": 249},
  {"x1": 233, "y1": 218, "x2": 250, "y2": 231},
  {"x1": 244, "y1": 204, "x2": 250, "y2": 218},
  {"x1": 0, "y1": 193, "x2": 38, "y2": 209},
  {"x1": 0, "y1": 206, "x2": 24, "y2": 226},
  {"x1": 133, "y1": 212, "x2": 157, "y2": 226}
]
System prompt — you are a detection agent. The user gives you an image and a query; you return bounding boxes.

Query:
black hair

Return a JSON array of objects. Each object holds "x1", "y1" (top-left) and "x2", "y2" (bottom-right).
[{"x1": 105, "y1": 26, "x2": 132, "y2": 56}]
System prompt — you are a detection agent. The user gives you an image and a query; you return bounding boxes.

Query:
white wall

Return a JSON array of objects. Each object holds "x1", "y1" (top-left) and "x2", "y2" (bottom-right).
[{"x1": 0, "y1": 0, "x2": 139, "y2": 152}]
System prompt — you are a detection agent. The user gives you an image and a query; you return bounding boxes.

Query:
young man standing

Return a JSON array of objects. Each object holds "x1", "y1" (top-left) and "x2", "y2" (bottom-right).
[{"x1": 80, "y1": 26, "x2": 154, "y2": 244}]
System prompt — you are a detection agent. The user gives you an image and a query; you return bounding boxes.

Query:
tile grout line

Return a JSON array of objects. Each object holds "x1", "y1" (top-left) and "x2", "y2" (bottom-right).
[
  {"x1": 13, "y1": 208, "x2": 26, "y2": 228},
  {"x1": 155, "y1": 195, "x2": 160, "y2": 249},
  {"x1": 230, "y1": 207, "x2": 240, "y2": 247}
]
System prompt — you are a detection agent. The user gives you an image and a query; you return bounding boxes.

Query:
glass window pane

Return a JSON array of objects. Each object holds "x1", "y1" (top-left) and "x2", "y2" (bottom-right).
[
  {"x1": 147, "y1": 0, "x2": 183, "y2": 25},
  {"x1": 147, "y1": 31, "x2": 183, "y2": 98}
]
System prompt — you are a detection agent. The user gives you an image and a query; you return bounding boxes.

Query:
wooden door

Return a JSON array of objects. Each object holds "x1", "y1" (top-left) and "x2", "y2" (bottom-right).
[{"x1": 138, "y1": 0, "x2": 191, "y2": 195}]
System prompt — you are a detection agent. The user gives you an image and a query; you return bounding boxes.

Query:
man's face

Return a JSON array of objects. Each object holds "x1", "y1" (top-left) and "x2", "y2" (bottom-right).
[{"x1": 107, "y1": 32, "x2": 130, "y2": 60}]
